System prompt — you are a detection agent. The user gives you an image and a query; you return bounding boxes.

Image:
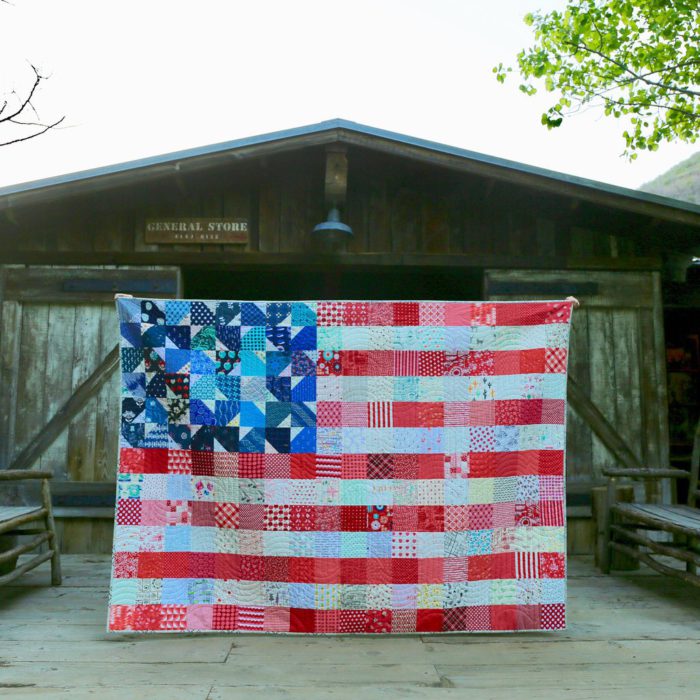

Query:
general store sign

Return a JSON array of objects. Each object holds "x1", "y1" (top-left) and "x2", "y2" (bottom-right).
[{"x1": 144, "y1": 218, "x2": 249, "y2": 244}]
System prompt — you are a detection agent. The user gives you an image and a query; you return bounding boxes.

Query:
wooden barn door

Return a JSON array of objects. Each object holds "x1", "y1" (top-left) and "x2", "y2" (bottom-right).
[
  {"x1": 484, "y1": 269, "x2": 670, "y2": 499},
  {"x1": 0, "y1": 265, "x2": 181, "y2": 552}
]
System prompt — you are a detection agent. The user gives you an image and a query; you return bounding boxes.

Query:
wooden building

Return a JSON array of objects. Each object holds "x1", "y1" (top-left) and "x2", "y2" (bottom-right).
[{"x1": 1, "y1": 119, "x2": 699, "y2": 554}]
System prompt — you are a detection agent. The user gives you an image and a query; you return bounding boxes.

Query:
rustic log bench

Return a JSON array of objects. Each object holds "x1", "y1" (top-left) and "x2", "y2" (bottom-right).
[
  {"x1": 0, "y1": 470, "x2": 62, "y2": 586},
  {"x1": 599, "y1": 421, "x2": 700, "y2": 586}
]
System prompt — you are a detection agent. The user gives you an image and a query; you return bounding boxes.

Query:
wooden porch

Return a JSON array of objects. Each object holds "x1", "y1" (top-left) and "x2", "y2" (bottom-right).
[{"x1": 1, "y1": 555, "x2": 699, "y2": 698}]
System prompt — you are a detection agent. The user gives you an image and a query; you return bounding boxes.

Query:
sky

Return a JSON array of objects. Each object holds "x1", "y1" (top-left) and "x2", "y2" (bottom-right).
[{"x1": 0, "y1": 0, "x2": 697, "y2": 192}]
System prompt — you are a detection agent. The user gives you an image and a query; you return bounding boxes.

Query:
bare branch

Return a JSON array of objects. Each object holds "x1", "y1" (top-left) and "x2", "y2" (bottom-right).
[
  {"x1": 0, "y1": 64, "x2": 43, "y2": 124},
  {"x1": 0, "y1": 115, "x2": 65, "y2": 147}
]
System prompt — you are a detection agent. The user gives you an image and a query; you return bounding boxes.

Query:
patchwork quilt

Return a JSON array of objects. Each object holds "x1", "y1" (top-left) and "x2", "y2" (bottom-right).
[{"x1": 108, "y1": 298, "x2": 574, "y2": 633}]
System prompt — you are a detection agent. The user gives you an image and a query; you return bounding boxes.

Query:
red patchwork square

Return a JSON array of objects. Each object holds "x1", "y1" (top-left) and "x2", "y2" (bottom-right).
[
  {"x1": 520, "y1": 348, "x2": 546, "y2": 374},
  {"x1": 113, "y1": 551, "x2": 138, "y2": 578},
  {"x1": 290, "y1": 557, "x2": 315, "y2": 583},
  {"x1": 116, "y1": 499, "x2": 142, "y2": 525},
  {"x1": 239, "y1": 504, "x2": 265, "y2": 530},
  {"x1": 393, "y1": 455, "x2": 419, "y2": 480},
  {"x1": 264, "y1": 453, "x2": 291, "y2": 478},
  {"x1": 213, "y1": 605, "x2": 237, "y2": 630},
  {"x1": 491, "y1": 605, "x2": 518, "y2": 631},
  {"x1": 317, "y1": 401, "x2": 342, "y2": 427},
  {"x1": 539, "y1": 552, "x2": 566, "y2": 578},
  {"x1": 290, "y1": 505, "x2": 316, "y2": 531},
  {"x1": 238, "y1": 453, "x2": 263, "y2": 478},
  {"x1": 240, "y1": 555, "x2": 265, "y2": 581},
  {"x1": 342, "y1": 350, "x2": 367, "y2": 376},
  {"x1": 393, "y1": 559, "x2": 418, "y2": 584},
  {"x1": 191, "y1": 451, "x2": 214, "y2": 476},
  {"x1": 291, "y1": 453, "x2": 316, "y2": 479},
  {"x1": 416, "y1": 609, "x2": 443, "y2": 632},
  {"x1": 343, "y1": 302, "x2": 370, "y2": 326},
  {"x1": 215, "y1": 502, "x2": 239, "y2": 529},
  {"x1": 393, "y1": 302, "x2": 420, "y2": 326},
  {"x1": 341, "y1": 506, "x2": 367, "y2": 532},
  {"x1": 265, "y1": 557, "x2": 289, "y2": 582},
  {"x1": 342, "y1": 454, "x2": 367, "y2": 478},
  {"x1": 366, "y1": 609, "x2": 392, "y2": 633},
  {"x1": 264, "y1": 505, "x2": 291, "y2": 531},
  {"x1": 418, "y1": 454, "x2": 445, "y2": 479},
  {"x1": 418, "y1": 351, "x2": 445, "y2": 376},
  {"x1": 167, "y1": 449, "x2": 193, "y2": 474},
  {"x1": 192, "y1": 501, "x2": 216, "y2": 527},
  {"x1": 545, "y1": 347, "x2": 568, "y2": 373},
  {"x1": 289, "y1": 608, "x2": 316, "y2": 633}
]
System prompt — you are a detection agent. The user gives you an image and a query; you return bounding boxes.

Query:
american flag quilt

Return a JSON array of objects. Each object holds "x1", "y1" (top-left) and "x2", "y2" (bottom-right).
[{"x1": 108, "y1": 297, "x2": 574, "y2": 633}]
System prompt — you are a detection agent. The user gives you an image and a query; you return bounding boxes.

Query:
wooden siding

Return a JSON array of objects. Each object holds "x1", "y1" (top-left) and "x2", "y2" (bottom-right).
[
  {"x1": 0, "y1": 266, "x2": 180, "y2": 553},
  {"x1": 485, "y1": 269, "x2": 669, "y2": 495},
  {"x1": 0, "y1": 147, "x2": 665, "y2": 264}
]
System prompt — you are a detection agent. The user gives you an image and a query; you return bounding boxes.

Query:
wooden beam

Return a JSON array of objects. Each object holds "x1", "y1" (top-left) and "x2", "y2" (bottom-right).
[
  {"x1": 0, "y1": 470, "x2": 54, "y2": 480},
  {"x1": 0, "y1": 549, "x2": 53, "y2": 586},
  {"x1": 0, "y1": 531, "x2": 50, "y2": 565},
  {"x1": 611, "y1": 524, "x2": 700, "y2": 566},
  {"x1": 3, "y1": 268, "x2": 179, "y2": 303},
  {"x1": 0, "y1": 250, "x2": 664, "y2": 271},
  {"x1": 53, "y1": 506, "x2": 114, "y2": 519},
  {"x1": 567, "y1": 376, "x2": 643, "y2": 471},
  {"x1": 5, "y1": 345, "x2": 119, "y2": 473},
  {"x1": 610, "y1": 542, "x2": 700, "y2": 587},
  {"x1": 323, "y1": 145, "x2": 348, "y2": 207},
  {"x1": 0, "y1": 508, "x2": 47, "y2": 535}
]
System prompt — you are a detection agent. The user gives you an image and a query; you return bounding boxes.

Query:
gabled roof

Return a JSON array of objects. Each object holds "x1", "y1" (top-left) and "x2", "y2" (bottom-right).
[{"x1": 1, "y1": 118, "x2": 700, "y2": 226}]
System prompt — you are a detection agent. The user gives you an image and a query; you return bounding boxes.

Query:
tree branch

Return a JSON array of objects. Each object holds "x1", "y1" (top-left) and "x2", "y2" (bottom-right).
[
  {"x1": 0, "y1": 115, "x2": 65, "y2": 147},
  {"x1": 564, "y1": 40, "x2": 700, "y2": 98},
  {"x1": 0, "y1": 64, "x2": 43, "y2": 124}
]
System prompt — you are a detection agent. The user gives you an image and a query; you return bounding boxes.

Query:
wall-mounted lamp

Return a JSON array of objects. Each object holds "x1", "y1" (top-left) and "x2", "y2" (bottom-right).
[{"x1": 312, "y1": 206, "x2": 353, "y2": 245}]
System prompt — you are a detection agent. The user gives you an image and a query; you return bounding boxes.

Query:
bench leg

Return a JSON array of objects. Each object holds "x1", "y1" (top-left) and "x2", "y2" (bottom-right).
[
  {"x1": 688, "y1": 536, "x2": 699, "y2": 578},
  {"x1": 600, "y1": 478, "x2": 617, "y2": 574},
  {"x1": 41, "y1": 478, "x2": 62, "y2": 586}
]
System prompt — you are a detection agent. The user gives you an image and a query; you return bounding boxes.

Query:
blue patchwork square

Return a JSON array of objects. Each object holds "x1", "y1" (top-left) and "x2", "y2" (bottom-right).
[
  {"x1": 166, "y1": 349, "x2": 190, "y2": 373},
  {"x1": 291, "y1": 302, "x2": 316, "y2": 326},
  {"x1": 291, "y1": 376, "x2": 316, "y2": 401},
  {"x1": 241, "y1": 302, "x2": 266, "y2": 326},
  {"x1": 266, "y1": 351, "x2": 292, "y2": 376},
  {"x1": 161, "y1": 578, "x2": 189, "y2": 605},
  {"x1": 315, "y1": 532, "x2": 341, "y2": 557},
  {"x1": 241, "y1": 350, "x2": 266, "y2": 376},
  {"x1": 241, "y1": 401, "x2": 266, "y2": 427},
  {"x1": 239, "y1": 427, "x2": 265, "y2": 452},
  {"x1": 290, "y1": 583, "x2": 314, "y2": 608},
  {"x1": 165, "y1": 526, "x2": 191, "y2": 551},
  {"x1": 467, "y1": 529, "x2": 493, "y2": 555},
  {"x1": 368, "y1": 532, "x2": 391, "y2": 558},
  {"x1": 241, "y1": 326, "x2": 266, "y2": 350},
  {"x1": 167, "y1": 474, "x2": 191, "y2": 500},
  {"x1": 291, "y1": 326, "x2": 316, "y2": 351},
  {"x1": 291, "y1": 427, "x2": 316, "y2": 453},
  {"x1": 267, "y1": 302, "x2": 291, "y2": 326},
  {"x1": 216, "y1": 374, "x2": 240, "y2": 400}
]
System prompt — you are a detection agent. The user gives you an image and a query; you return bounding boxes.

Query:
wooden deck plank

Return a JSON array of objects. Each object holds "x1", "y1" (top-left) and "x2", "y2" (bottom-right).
[
  {"x1": 4, "y1": 688, "x2": 212, "y2": 700},
  {"x1": 2, "y1": 687, "x2": 691, "y2": 700},
  {"x1": 1, "y1": 555, "x2": 700, "y2": 696},
  {"x1": 0, "y1": 662, "x2": 442, "y2": 688},
  {"x1": 0, "y1": 638, "x2": 233, "y2": 663},
  {"x1": 437, "y1": 661, "x2": 700, "y2": 690}
]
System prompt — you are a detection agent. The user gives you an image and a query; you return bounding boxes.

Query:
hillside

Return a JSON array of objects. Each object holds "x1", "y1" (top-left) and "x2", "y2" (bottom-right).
[{"x1": 640, "y1": 152, "x2": 700, "y2": 204}]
